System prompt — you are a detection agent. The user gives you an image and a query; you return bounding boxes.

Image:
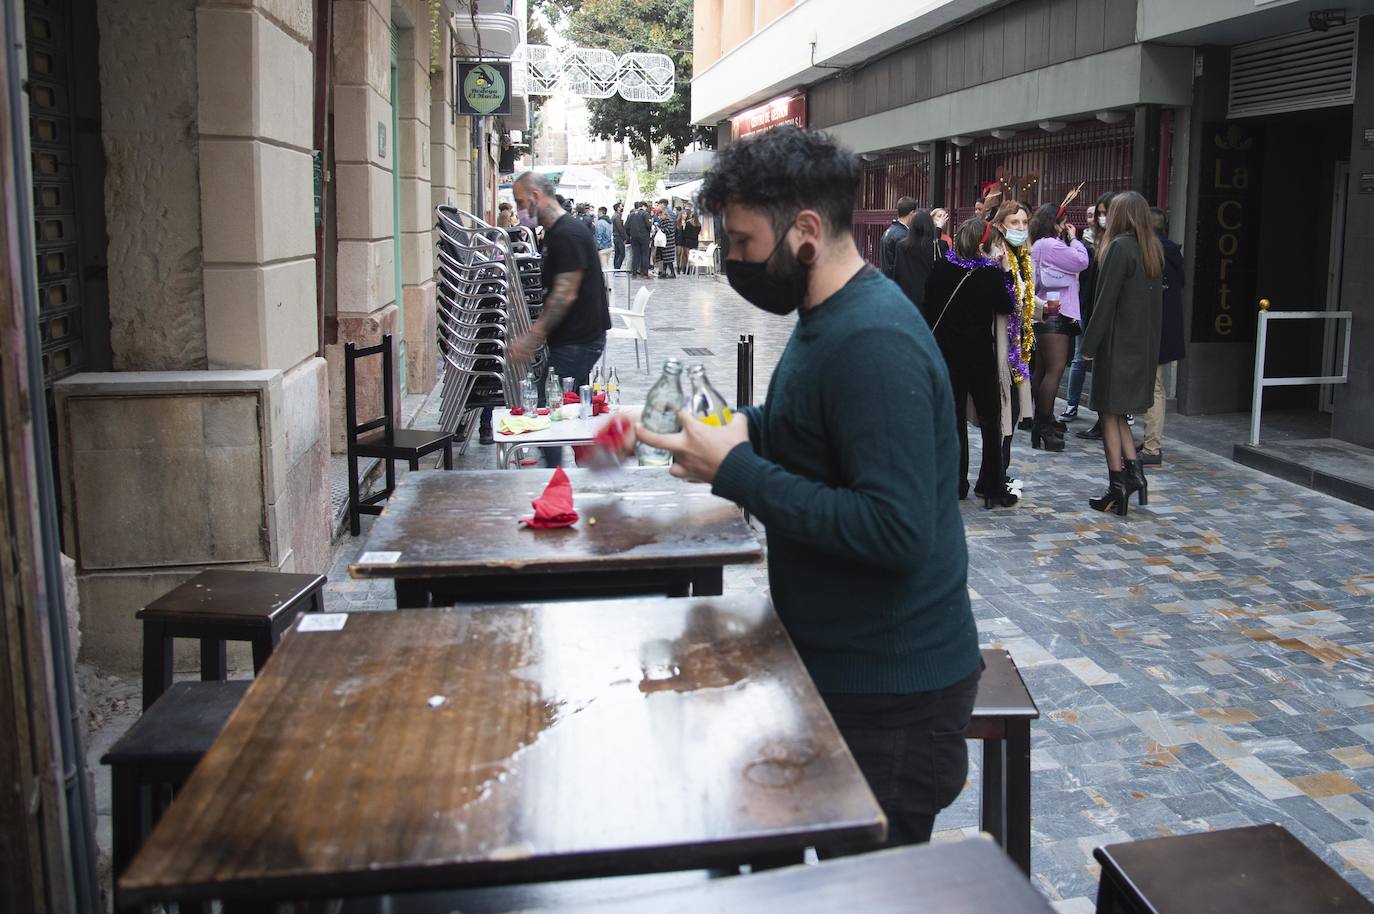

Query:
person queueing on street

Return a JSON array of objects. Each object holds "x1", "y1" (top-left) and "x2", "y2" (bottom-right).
[
  {"x1": 632, "y1": 125, "x2": 981, "y2": 851},
  {"x1": 989, "y1": 199, "x2": 1036, "y2": 485},
  {"x1": 625, "y1": 200, "x2": 652, "y2": 277},
  {"x1": 1081, "y1": 190, "x2": 1163, "y2": 515},
  {"x1": 508, "y1": 171, "x2": 612, "y2": 467}
]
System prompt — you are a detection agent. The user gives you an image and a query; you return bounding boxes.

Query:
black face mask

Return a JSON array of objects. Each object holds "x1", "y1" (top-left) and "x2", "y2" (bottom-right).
[{"x1": 725, "y1": 226, "x2": 810, "y2": 316}]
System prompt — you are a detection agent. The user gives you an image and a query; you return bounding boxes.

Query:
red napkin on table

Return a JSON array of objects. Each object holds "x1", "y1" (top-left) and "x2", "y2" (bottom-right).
[
  {"x1": 560, "y1": 390, "x2": 610, "y2": 416},
  {"x1": 519, "y1": 467, "x2": 579, "y2": 529}
]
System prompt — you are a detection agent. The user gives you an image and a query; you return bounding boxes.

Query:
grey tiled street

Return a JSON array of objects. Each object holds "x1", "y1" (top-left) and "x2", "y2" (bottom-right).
[{"x1": 330, "y1": 274, "x2": 1374, "y2": 910}]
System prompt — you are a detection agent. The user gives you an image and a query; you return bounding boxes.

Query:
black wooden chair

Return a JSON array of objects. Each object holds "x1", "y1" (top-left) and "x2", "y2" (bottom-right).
[
  {"x1": 969, "y1": 648, "x2": 1039, "y2": 875},
  {"x1": 346, "y1": 333, "x2": 454, "y2": 535}
]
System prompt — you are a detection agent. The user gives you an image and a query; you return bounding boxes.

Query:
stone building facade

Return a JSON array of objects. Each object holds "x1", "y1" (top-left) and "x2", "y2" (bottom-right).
[{"x1": 27, "y1": 0, "x2": 523, "y2": 672}]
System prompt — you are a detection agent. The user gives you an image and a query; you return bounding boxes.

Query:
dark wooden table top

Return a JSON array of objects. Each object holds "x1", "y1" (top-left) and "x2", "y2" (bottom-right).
[
  {"x1": 508, "y1": 838, "x2": 1056, "y2": 913},
  {"x1": 349, "y1": 467, "x2": 762, "y2": 580},
  {"x1": 973, "y1": 648, "x2": 1040, "y2": 719},
  {"x1": 118, "y1": 595, "x2": 885, "y2": 905},
  {"x1": 1095, "y1": 824, "x2": 1374, "y2": 913},
  {"x1": 137, "y1": 570, "x2": 326, "y2": 624}
]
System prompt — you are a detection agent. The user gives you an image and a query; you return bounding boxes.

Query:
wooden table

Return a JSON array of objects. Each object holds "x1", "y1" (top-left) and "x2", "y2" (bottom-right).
[
  {"x1": 490, "y1": 406, "x2": 636, "y2": 469},
  {"x1": 337, "y1": 838, "x2": 1055, "y2": 914},
  {"x1": 1093, "y1": 824, "x2": 1374, "y2": 913},
  {"x1": 350, "y1": 467, "x2": 763, "y2": 606},
  {"x1": 118, "y1": 595, "x2": 886, "y2": 907}
]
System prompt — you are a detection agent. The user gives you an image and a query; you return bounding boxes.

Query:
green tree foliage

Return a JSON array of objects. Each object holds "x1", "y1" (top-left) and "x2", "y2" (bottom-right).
[{"x1": 539, "y1": 0, "x2": 711, "y2": 170}]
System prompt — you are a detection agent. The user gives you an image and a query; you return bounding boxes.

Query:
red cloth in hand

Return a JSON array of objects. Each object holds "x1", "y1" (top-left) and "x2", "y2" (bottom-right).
[
  {"x1": 519, "y1": 466, "x2": 579, "y2": 529},
  {"x1": 572, "y1": 414, "x2": 630, "y2": 468}
]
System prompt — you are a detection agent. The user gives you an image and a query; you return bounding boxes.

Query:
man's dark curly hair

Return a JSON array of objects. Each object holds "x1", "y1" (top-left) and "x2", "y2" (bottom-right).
[{"x1": 697, "y1": 125, "x2": 861, "y2": 238}]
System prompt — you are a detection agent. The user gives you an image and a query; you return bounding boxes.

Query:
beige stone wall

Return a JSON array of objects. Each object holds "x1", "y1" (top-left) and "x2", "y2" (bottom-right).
[
  {"x1": 720, "y1": 0, "x2": 756, "y2": 59},
  {"x1": 97, "y1": 0, "x2": 207, "y2": 370},
  {"x1": 198, "y1": 1, "x2": 318, "y2": 371},
  {"x1": 396, "y1": 0, "x2": 436, "y2": 394}
]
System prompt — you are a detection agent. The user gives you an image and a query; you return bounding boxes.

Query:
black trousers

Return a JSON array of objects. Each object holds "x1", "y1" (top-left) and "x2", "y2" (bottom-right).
[
  {"x1": 629, "y1": 238, "x2": 650, "y2": 275},
  {"x1": 821, "y1": 667, "x2": 981, "y2": 855},
  {"x1": 948, "y1": 359, "x2": 1003, "y2": 495},
  {"x1": 613, "y1": 238, "x2": 626, "y2": 270}
]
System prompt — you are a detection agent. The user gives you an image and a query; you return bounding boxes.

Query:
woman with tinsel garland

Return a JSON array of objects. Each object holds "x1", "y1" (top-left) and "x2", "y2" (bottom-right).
[
  {"x1": 989, "y1": 200, "x2": 1037, "y2": 482},
  {"x1": 922, "y1": 217, "x2": 1022, "y2": 508}
]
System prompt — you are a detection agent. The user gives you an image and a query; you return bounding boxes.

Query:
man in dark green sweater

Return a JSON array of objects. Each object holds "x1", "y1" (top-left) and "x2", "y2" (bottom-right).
[{"x1": 635, "y1": 126, "x2": 981, "y2": 848}]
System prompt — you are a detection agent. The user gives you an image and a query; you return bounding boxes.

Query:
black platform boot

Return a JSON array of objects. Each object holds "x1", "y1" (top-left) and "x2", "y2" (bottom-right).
[
  {"x1": 1088, "y1": 470, "x2": 1129, "y2": 516},
  {"x1": 1123, "y1": 459, "x2": 1149, "y2": 506}
]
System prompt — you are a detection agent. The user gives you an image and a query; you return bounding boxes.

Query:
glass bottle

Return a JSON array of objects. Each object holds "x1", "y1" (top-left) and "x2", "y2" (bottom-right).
[
  {"x1": 687, "y1": 365, "x2": 733, "y2": 426},
  {"x1": 546, "y1": 366, "x2": 563, "y2": 421},
  {"x1": 590, "y1": 365, "x2": 603, "y2": 396},
  {"x1": 608, "y1": 367, "x2": 622, "y2": 406},
  {"x1": 636, "y1": 359, "x2": 685, "y2": 466}
]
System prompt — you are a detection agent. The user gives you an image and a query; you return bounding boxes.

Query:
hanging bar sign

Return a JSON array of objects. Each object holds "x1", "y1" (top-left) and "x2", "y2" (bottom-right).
[{"x1": 458, "y1": 61, "x2": 512, "y2": 116}]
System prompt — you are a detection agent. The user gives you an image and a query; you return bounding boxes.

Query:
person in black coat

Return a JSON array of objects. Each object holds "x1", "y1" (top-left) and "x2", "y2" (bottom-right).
[
  {"x1": 922, "y1": 217, "x2": 1017, "y2": 508},
  {"x1": 624, "y1": 202, "x2": 652, "y2": 277},
  {"x1": 1140, "y1": 206, "x2": 1185, "y2": 466},
  {"x1": 611, "y1": 202, "x2": 627, "y2": 270},
  {"x1": 879, "y1": 196, "x2": 918, "y2": 278},
  {"x1": 893, "y1": 210, "x2": 949, "y2": 309}
]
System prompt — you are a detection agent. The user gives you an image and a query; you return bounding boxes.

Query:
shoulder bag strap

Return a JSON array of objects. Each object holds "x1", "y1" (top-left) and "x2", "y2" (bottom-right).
[{"x1": 931, "y1": 269, "x2": 975, "y2": 332}]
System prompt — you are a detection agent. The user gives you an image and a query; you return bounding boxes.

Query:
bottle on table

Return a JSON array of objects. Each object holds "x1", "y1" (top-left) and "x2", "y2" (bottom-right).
[
  {"x1": 608, "y1": 367, "x2": 621, "y2": 406},
  {"x1": 590, "y1": 365, "x2": 603, "y2": 396},
  {"x1": 636, "y1": 358, "x2": 685, "y2": 466},
  {"x1": 546, "y1": 367, "x2": 562, "y2": 421},
  {"x1": 687, "y1": 364, "x2": 732, "y2": 426}
]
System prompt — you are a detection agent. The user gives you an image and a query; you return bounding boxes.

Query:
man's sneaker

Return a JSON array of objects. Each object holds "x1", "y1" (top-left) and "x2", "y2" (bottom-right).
[
  {"x1": 479, "y1": 428, "x2": 495, "y2": 446},
  {"x1": 1059, "y1": 405, "x2": 1079, "y2": 422},
  {"x1": 1139, "y1": 450, "x2": 1163, "y2": 467}
]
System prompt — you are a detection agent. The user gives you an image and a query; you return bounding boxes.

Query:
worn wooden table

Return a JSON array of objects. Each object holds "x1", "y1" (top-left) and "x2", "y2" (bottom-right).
[
  {"x1": 350, "y1": 467, "x2": 763, "y2": 606},
  {"x1": 118, "y1": 595, "x2": 886, "y2": 907},
  {"x1": 337, "y1": 837, "x2": 1055, "y2": 914}
]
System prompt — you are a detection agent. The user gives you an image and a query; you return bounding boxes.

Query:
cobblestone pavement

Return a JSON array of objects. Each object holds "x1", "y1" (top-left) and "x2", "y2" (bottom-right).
[{"x1": 330, "y1": 272, "x2": 1374, "y2": 909}]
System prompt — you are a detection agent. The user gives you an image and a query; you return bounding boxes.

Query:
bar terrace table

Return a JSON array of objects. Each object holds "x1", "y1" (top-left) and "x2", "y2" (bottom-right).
[
  {"x1": 118, "y1": 595, "x2": 886, "y2": 908},
  {"x1": 351, "y1": 467, "x2": 763, "y2": 606},
  {"x1": 490, "y1": 406, "x2": 636, "y2": 469}
]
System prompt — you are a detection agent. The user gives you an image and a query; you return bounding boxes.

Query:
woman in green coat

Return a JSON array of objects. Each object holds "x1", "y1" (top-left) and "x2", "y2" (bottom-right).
[{"x1": 1081, "y1": 191, "x2": 1163, "y2": 516}]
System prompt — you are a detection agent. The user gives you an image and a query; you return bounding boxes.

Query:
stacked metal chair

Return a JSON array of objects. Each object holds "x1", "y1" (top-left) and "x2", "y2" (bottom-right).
[{"x1": 434, "y1": 205, "x2": 547, "y2": 450}]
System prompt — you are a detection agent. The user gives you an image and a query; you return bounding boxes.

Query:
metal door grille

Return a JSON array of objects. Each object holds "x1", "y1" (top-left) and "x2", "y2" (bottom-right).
[
  {"x1": 27, "y1": 0, "x2": 86, "y2": 386},
  {"x1": 1229, "y1": 25, "x2": 1356, "y2": 119}
]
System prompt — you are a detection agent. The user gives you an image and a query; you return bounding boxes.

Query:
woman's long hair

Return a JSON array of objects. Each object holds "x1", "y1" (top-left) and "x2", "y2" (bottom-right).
[
  {"x1": 954, "y1": 218, "x2": 1000, "y2": 261},
  {"x1": 901, "y1": 210, "x2": 938, "y2": 253},
  {"x1": 992, "y1": 200, "x2": 1031, "y2": 230},
  {"x1": 1029, "y1": 204, "x2": 1062, "y2": 245},
  {"x1": 1100, "y1": 190, "x2": 1163, "y2": 278}
]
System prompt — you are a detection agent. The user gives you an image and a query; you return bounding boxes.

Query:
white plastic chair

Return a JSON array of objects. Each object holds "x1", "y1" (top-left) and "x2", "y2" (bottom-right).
[
  {"x1": 687, "y1": 242, "x2": 718, "y2": 276},
  {"x1": 606, "y1": 286, "x2": 652, "y2": 371}
]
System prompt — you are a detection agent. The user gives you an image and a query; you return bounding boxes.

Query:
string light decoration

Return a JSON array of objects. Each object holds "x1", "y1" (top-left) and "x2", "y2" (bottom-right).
[{"x1": 518, "y1": 44, "x2": 675, "y2": 102}]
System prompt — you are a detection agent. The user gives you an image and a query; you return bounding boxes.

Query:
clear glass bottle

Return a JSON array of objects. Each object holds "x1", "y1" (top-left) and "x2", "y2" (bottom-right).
[
  {"x1": 636, "y1": 359, "x2": 685, "y2": 466},
  {"x1": 546, "y1": 366, "x2": 562, "y2": 421},
  {"x1": 590, "y1": 365, "x2": 603, "y2": 396},
  {"x1": 608, "y1": 367, "x2": 622, "y2": 406},
  {"x1": 687, "y1": 364, "x2": 733, "y2": 426}
]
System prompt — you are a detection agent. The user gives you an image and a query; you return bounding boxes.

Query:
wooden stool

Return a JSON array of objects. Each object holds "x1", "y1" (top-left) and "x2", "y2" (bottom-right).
[
  {"x1": 137, "y1": 570, "x2": 326, "y2": 710},
  {"x1": 969, "y1": 648, "x2": 1039, "y2": 875},
  {"x1": 103, "y1": 680, "x2": 251, "y2": 913},
  {"x1": 1093, "y1": 823, "x2": 1374, "y2": 913}
]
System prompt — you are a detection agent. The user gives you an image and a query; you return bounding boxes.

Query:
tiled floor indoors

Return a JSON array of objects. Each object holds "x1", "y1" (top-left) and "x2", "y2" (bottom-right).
[{"x1": 91, "y1": 273, "x2": 1374, "y2": 911}]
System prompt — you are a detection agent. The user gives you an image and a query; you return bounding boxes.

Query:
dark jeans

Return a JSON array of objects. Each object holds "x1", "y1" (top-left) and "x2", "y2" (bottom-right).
[
  {"x1": 820, "y1": 667, "x2": 981, "y2": 855},
  {"x1": 613, "y1": 239, "x2": 626, "y2": 270},
  {"x1": 542, "y1": 335, "x2": 606, "y2": 467},
  {"x1": 629, "y1": 238, "x2": 650, "y2": 276}
]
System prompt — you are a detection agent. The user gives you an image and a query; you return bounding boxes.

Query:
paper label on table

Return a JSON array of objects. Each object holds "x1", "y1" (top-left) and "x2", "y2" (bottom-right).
[
  {"x1": 359, "y1": 551, "x2": 402, "y2": 564},
  {"x1": 297, "y1": 613, "x2": 348, "y2": 632}
]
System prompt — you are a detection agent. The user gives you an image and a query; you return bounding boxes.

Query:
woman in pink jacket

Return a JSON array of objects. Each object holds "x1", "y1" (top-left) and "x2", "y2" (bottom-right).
[{"x1": 1028, "y1": 204, "x2": 1090, "y2": 451}]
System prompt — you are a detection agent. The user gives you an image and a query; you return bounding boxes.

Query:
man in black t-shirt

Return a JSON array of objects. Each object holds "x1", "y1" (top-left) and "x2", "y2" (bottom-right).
[{"x1": 510, "y1": 171, "x2": 612, "y2": 465}]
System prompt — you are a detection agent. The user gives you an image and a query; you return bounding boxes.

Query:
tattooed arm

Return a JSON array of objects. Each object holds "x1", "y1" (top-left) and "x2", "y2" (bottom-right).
[{"x1": 510, "y1": 270, "x2": 582, "y2": 365}]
